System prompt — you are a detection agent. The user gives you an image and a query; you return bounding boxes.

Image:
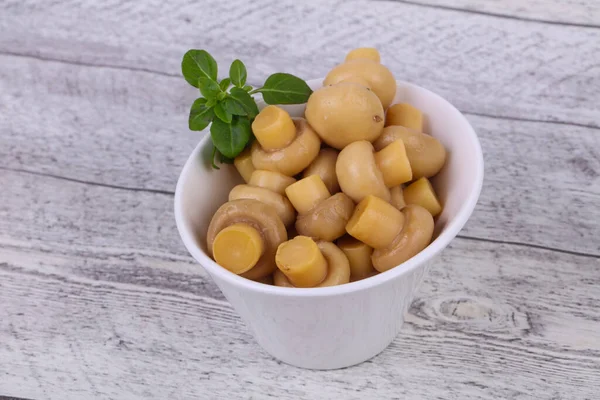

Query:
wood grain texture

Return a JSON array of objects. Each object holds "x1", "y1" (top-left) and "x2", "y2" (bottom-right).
[
  {"x1": 1, "y1": 170, "x2": 599, "y2": 399},
  {"x1": 1, "y1": 0, "x2": 600, "y2": 398},
  {"x1": 1, "y1": 0, "x2": 599, "y2": 127},
  {"x1": 385, "y1": 0, "x2": 600, "y2": 27},
  {"x1": 1, "y1": 55, "x2": 598, "y2": 255},
  {"x1": 1, "y1": 230, "x2": 599, "y2": 399}
]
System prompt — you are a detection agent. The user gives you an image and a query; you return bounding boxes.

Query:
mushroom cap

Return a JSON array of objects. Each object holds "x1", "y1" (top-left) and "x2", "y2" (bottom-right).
[
  {"x1": 302, "y1": 148, "x2": 340, "y2": 194},
  {"x1": 371, "y1": 204, "x2": 434, "y2": 272},
  {"x1": 251, "y1": 118, "x2": 321, "y2": 176},
  {"x1": 305, "y1": 83, "x2": 384, "y2": 150},
  {"x1": 323, "y1": 60, "x2": 396, "y2": 109},
  {"x1": 295, "y1": 193, "x2": 355, "y2": 242},
  {"x1": 229, "y1": 184, "x2": 296, "y2": 227},
  {"x1": 390, "y1": 185, "x2": 406, "y2": 210},
  {"x1": 206, "y1": 199, "x2": 287, "y2": 280},
  {"x1": 336, "y1": 140, "x2": 390, "y2": 203}
]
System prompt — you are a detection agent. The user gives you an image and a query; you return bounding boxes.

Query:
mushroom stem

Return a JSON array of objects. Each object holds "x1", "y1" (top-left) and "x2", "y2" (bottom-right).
[
  {"x1": 374, "y1": 140, "x2": 413, "y2": 187},
  {"x1": 346, "y1": 195, "x2": 404, "y2": 249},
  {"x1": 385, "y1": 103, "x2": 424, "y2": 132},
  {"x1": 212, "y1": 223, "x2": 265, "y2": 274},
  {"x1": 252, "y1": 105, "x2": 296, "y2": 151},
  {"x1": 337, "y1": 236, "x2": 375, "y2": 281},
  {"x1": 275, "y1": 236, "x2": 328, "y2": 288},
  {"x1": 403, "y1": 177, "x2": 442, "y2": 217},
  {"x1": 285, "y1": 174, "x2": 331, "y2": 215},
  {"x1": 234, "y1": 148, "x2": 255, "y2": 183},
  {"x1": 249, "y1": 170, "x2": 296, "y2": 195}
]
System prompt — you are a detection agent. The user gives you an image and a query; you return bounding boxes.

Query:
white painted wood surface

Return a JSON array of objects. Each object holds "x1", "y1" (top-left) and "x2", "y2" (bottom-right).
[{"x1": 1, "y1": 0, "x2": 599, "y2": 399}]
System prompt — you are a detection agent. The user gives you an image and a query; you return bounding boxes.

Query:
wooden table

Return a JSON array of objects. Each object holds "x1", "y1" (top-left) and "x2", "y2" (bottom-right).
[{"x1": 1, "y1": 0, "x2": 599, "y2": 398}]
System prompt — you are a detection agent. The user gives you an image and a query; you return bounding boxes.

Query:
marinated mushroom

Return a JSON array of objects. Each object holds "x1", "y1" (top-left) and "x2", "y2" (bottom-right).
[
  {"x1": 323, "y1": 60, "x2": 396, "y2": 109},
  {"x1": 337, "y1": 235, "x2": 377, "y2": 281},
  {"x1": 345, "y1": 195, "x2": 405, "y2": 249},
  {"x1": 234, "y1": 147, "x2": 255, "y2": 183},
  {"x1": 302, "y1": 148, "x2": 340, "y2": 194},
  {"x1": 274, "y1": 237, "x2": 350, "y2": 288},
  {"x1": 390, "y1": 185, "x2": 406, "y2": 210},
  {"x1": 251, "y1": 105, "x2": 297, "y2": 151},
  {"x1": 286, "y1": 175, "x2": 355, "y2": 242},
  {"x1": 371, "y1": 204, "x2": 434, "y2": 272},
  {"x1": 336, "y1": 140, "x2": 412, "y2": 203},
  {"x1": 207, "y1": 199, "x2": 287, "y2": 279},
  {"x1": 345, "y1": 47, "x2": 381, "y2": 63},
  {"x1": 251, "y1": 116, "x2": 321, "y2": 176},
  {"x1": 385, "y1": 103, "x2": 424, "y2": 132},
  {"x1": 229, "y1": 170, "x2": 296, "y2": 227},
  {"x1": 373, "y1": 126, "x2": 447, "y2": 179},
  {"x1": 305, "y1": 83, "x2": 384, "y2": 150},
  {"x1": 403, "y1": 177, "x2": 442, "y2": 217}
]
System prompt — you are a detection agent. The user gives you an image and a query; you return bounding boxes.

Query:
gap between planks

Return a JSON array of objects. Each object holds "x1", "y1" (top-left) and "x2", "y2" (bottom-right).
[
  {"x1": 1, "y1": 49, "x2": 599, "y2": 132},
  {"x1": 2, "y1": 165, "x2": 599, "y2": 260},
  {"x1": 372, "y1": 0, "x2": 600, "y2": 29}
]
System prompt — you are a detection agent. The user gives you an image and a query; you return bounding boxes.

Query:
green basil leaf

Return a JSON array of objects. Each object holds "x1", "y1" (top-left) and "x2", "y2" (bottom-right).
[
  {"x1": 229, "y1": 87, "x2": 259, "y2": 118},
  {"x1": 213, "y1": 101, "x2": 233, "y2": 123},
  {"x1": 210, "y1": 146, "x2": 221, "y2": 169},
  {"x1": 222, "y1": 97, "x2": 247, "y2": 116},
  {"x1": 259, "y1": 73, "x2": 313, "y2": 104},
  {"x1": 210, "y1": 116, "x2": 252, "y2": 159},
  {"x1": 205, "y1": 97, "x2": 217, "y2": 108},
  {"x1": 198, "y1": 77, "x2": 221, "y2": 100},
  {"x1": 219, "y1": 78, "x2": 231, "y2": 91},
  {"x1": 181, "y1": 50, "x2": 218, "y2": 88},
  {"x1": 188, "y1": 98, "x2": 214, "y2": 131},
  {"x1": 243, "y1": 85, "x2": 253, "y2": 92},
  {"x1": 229, "y1": 59, "x2": 247, "y2": 87}
]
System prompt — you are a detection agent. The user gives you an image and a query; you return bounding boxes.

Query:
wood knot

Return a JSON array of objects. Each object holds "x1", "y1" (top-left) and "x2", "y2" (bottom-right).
[{"x1": 409, "y1": 295, "x2": 533, "y2": 335}]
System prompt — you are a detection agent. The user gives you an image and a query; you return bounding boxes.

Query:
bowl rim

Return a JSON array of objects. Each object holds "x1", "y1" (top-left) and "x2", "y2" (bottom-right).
[{"x1": 174, "y1": 79, "x2": 484, "y2": 297}]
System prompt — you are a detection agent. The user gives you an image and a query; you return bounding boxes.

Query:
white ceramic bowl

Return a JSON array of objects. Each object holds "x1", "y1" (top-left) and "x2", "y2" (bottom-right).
[{"x1": 174, "y1": 79, "x2": 484, "y2": 369}]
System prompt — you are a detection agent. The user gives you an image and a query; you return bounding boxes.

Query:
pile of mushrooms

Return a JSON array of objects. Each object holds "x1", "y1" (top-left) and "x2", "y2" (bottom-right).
[{"x1": 206, "y1": 47, "x2": 448, "y2": 288}]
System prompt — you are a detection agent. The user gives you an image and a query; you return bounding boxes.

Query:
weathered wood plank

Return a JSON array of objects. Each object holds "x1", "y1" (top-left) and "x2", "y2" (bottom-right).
[
  {"x1": 1, "y1": 237, "x2": 598, "y2": 399},
  {"x1": 1, "y1": 57, "x2": 599, "y2": 254},
  {"x1": 1, "y1": 0, "x2": 599, "y2": 126},
  {"x1": 387, "y1": 0, "x2": 600, "y2": 27}
]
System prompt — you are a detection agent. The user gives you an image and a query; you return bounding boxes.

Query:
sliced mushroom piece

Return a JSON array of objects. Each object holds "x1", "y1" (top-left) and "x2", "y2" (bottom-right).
[
  {"x1": 274, "y1": 238, "x2": 350, "y2": 288},
  {"x1": 286, "y1": 175, "x2": 355, "y2": 242},
  {"x1": 229, "y1": 170, "x2": 296, "y2": 227},
  {"x1": 371, "y1": 204, "x2": 434, "y2": 272},
  {"x1": 251, "y1": 115, "x2": 321, "y2": 176},
  {"x1": 373, "y1": 126, "x2": 447, "y2": 179},
  {"x1": 336, "y1": 140, "x2": 412, "y2": 203},
  {"x1": 207, "y1": 199, "x2": 287, "y2": 279},
  {"x1": 302, "y1": 148, "x2": 340, "y2": 194}
]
